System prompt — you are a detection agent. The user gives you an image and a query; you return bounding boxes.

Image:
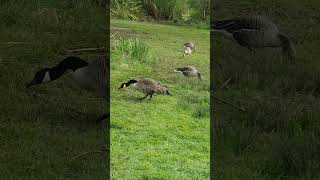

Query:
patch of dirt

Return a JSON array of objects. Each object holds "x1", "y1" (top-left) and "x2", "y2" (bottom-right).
[{"x1": 110, "y1": 26, "x2": 146, "y2": 38}]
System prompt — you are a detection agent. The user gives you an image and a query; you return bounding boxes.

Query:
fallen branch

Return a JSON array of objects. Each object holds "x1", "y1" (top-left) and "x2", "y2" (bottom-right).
[
  {"x1": 220, "y1": 77, "x2": 231, "y2": 89},
  {"x1": 65, "y1": 47, "x2": 106, "y2": 53},
  {"x1": 213, "y1": 95, "x2": 246, "y2": 112},
  {"x1": 71, "y1": 149, "x2": 107, "y2": 160},
  {"x1": 1, "y1": 42, "x2": 31, "y2": 45},
  {"x1": 87, "y1": 97, "x2": 103, "y2": 100}
]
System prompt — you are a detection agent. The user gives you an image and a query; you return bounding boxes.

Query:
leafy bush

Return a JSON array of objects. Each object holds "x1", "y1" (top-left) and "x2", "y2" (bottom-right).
[{"x1": 111, "y1": 0, "x2": 142, "y2": 20}]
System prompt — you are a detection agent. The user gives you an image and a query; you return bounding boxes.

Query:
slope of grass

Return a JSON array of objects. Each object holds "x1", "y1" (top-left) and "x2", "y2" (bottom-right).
[
  {"x1": 213, "y1": 0, "x2": 320, "y2": 179},
  {"x1": 0, "y1": 1, "x2": 107, "y2": 179},
  {"x1": 110, "y1": 19, "x2": 210, "y2": 178}
]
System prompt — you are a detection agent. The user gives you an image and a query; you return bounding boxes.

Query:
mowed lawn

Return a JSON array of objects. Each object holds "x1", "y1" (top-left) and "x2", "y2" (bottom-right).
[
  {"x1": 110, "y1": 19, "x2": 210, "y2": 179},
  {"x1": 0, "y1": 1, "x2": 107, "y2": 179}
]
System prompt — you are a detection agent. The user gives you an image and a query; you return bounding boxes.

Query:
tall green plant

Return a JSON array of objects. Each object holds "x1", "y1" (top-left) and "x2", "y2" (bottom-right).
[{"x1": 114, "y1": 37, "x2": 149, "y2": 63}]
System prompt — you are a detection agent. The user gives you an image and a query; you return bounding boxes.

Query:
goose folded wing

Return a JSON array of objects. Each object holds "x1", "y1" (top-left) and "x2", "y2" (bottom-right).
[
  {"x1": 232, "y1": 29, "x2": 267, "y2": 46},
  {"x1": 176, "y1": 67, "x2": 192, "y2": 72},
  {"x1": 212, "y1": 18, "x2": 263, "y2": 33}
]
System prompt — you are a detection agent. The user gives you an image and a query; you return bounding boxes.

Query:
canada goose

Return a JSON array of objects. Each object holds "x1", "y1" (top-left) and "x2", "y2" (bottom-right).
[
  {"x1": 212, "y1": 15, "x2": 296, "y2": 60},
  {"x1": 174, "y1": 66, "x2": 202, "y2": 80},
  {"x1": 26, "y1": 56, "x2": 109, "y2": 122},
  {"x1": 119, "y1": 78, "x2": 171, "y2": 100},
  {"x1": 183, "y1": 46, "x2": 192, "y2": 57},
  {"x1": 184, "y1": 42, "x2": 196, "y2": 52}
]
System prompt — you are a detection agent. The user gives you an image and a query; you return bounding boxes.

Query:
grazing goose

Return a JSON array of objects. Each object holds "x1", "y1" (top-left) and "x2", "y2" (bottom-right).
[
  {"x1": 174, "y1": 66, "x2": 202, "y2": 80},
  {"x1": 184, "y1": 42, "x2": 196, "y2": 52},
  {"x1": 212, "y1": 15, "x2": 296, "y2": 60},
  {"x1": 26, "y1": 56, "x2": 109, "y2": 122},
  {"x1": 183, "y1": 46, "x2": 192, "y2": 57},
  {"x1": 119, "y1": 78, "x2": 171, "y2": 100}
]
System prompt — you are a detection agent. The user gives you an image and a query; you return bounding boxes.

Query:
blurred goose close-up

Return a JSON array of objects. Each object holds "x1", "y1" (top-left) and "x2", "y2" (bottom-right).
[
  {"x1": 211, "y1": 15, "x2": 296, "y2": 60},
  {"x1": 26, "y1": 56, "x2": 109, "y2": 122}
]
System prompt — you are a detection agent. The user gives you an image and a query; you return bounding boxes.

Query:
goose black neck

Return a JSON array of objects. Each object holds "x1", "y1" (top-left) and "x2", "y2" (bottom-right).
[
  {"x1": 119, "y1": 79, "x2": 137, "y2": 89},
  {"x1": 49, "y1": 56, "x2": 89, "y2": 81},
  {"x1": 57, "y1": 56, "x2": 89, "y2": 71},
  {"x1": 125, "y1": 79, "x2": 137, "y2": 86}
]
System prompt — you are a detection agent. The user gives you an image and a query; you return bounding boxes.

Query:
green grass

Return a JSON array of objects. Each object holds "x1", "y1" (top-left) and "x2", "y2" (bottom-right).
[
  {"x1": 110, "y1": 19, "x2": 210, "y2": 178},
  {"x1": 0, "y1": 1, "x2": 107, "y2": 179},
  {"x1": 213, "y1": 0, "x2": 320, "y2": 179}
]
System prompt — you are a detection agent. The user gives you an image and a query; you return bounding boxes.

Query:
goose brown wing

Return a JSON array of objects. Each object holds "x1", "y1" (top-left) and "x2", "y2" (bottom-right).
[
  {"x1": 139, "y1": 79, "x2": 168, "y2": 94},
  {"x1": 154, "y1": 84, "x2": 168, "y2": 94},
  {"x1": 212, "y1": 16, "x2": 277, "y2": 33}
]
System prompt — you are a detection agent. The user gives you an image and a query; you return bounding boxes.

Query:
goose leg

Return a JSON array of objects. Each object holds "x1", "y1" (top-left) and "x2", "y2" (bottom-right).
[
  {"x1": 149, "y1": 93, "x2": 154, "y2": 100},
  {"x1": 96, "y1": 112, "x2": 110, "y2": 123},
  {"x1": 140, "y1": 94, "x2": 149, "y2": 101}
]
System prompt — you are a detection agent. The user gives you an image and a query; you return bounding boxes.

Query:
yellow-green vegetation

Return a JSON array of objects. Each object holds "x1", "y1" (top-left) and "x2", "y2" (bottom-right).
[
  {"x1": 1, "y1": 1, "x2": 107, "y2": 179},
  {"x1": 213, "y1": 0, "x2": 320, "y2": 179},
  {"x1": 111, "y1": 19, "x2": 210, "y2": 178}
]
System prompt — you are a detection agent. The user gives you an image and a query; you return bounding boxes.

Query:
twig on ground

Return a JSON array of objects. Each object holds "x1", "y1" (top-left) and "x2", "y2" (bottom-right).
[
  {"x1": 87, "y1": 97, "x2": 103, "y2": 100},
  {"x1": 220, "y1": 77, "x2": 232, "y2": 89},
  {"x1": 1, "y1": 42, "x2": 31, "y2": 45},
  {"x1": 65, "y1": 47, "x2": 106, "y2": 53},
  {"x1": 213, "y1": 95, "x2": 246, "y2": 112},
  {"x1": 71, "y1": 149, "x2": 107, "y2": 160}
]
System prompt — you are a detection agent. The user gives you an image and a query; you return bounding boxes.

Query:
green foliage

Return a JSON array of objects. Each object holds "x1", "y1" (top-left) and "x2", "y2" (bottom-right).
[
  {"x1": 111, "y1": 0, "x2": 210, "y2": 26},
  {"x1": 188, "y1": 0, "x2": 210, "y2": 20},
  {"x1": 141, "y1": 0, "x2": 188, "y2": 20},
  {"x1": 111, "y1": 0, "x2": 142, "y2": 20}
]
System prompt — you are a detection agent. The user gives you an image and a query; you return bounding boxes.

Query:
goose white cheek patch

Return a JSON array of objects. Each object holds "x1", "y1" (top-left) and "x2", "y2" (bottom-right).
[{"x1": 42, "y1": 71, "x2": 51, "y2": 83}]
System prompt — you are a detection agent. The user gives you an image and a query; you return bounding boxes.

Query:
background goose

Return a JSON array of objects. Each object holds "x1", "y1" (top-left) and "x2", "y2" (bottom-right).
[
  {"x1": 184, "y1": 42, "x2": 196, "y2": 52},
  {"x1": 174, "y1": 66, "x2": 202, "y2": 80},
  {"x1": 183, "y1": 46, "x2": 192, "y2": 57},
  {"x1": 26, "y1": 56, "x2": 109, "y2": 122},
  {"x1": 211, "y1": 15, "x2": 296, "y2": 60},
  {"x1": 119, "y1": 78, "x2": 171, "y2": 100}
]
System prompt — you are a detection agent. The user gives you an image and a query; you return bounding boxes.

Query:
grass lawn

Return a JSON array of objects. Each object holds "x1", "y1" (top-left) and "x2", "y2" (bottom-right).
[
  {"x1": 110, "y1": 19, "x2": 210, "y2": 179},
  {"x1": 0, "y1": 1, "x2": 107, "y2": 179},
  {"x1": 213, "y1": 0, "x2": 320, "y2": 179}
]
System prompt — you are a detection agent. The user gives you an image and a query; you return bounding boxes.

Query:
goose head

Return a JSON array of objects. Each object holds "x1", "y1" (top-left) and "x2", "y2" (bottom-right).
[
  {"x1": 119, "y1": 79, "x2": 138, "y2": 89},
  {"x1": 26, "y1": 68, "x2": 51, "y2": 88}
]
